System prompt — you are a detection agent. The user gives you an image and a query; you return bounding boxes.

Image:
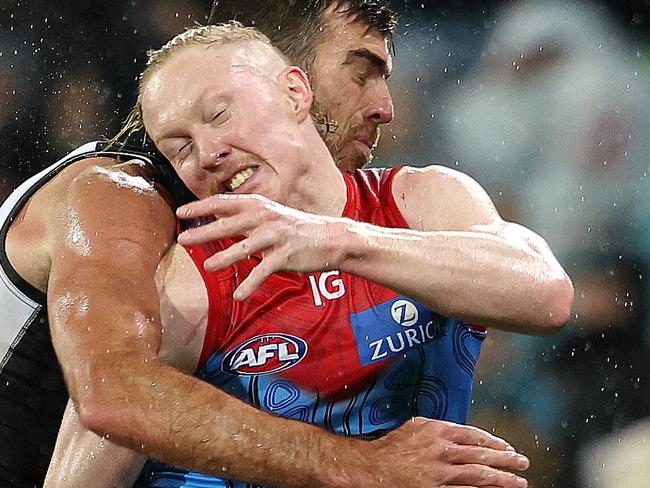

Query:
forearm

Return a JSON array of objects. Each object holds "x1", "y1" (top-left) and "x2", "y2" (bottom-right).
[
  {"x1": 45, "y1": 401, "x2": 146, "y2": 488},
  {"x1": 77, "y1": 355, "x2": 369, "y2": 488},
  {"x1": 338, "y1": 220, "x2": 572, "y2": 333}
]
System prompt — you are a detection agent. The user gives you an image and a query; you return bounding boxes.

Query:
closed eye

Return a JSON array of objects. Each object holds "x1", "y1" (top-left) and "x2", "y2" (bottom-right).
[
  {"x1": 212, "y1": 109, "x2": 227, "y2": 124},
  {"x1": 175, "y1": 141, "x2": 192, "y2": 165},
  {"x1": 344, "y1": 48, "x2": 391, "y2": 80}
]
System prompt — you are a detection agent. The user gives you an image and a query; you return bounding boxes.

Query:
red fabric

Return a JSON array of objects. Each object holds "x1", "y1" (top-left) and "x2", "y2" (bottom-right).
[{"x1": 183, "y1": 167, "x2": 415, "y2": 396}]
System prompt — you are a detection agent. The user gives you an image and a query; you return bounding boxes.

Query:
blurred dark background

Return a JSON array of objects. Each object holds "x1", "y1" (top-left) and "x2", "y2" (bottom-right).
[{"x1": 2, "y1": 1, "x2": 650, "y2": 486}]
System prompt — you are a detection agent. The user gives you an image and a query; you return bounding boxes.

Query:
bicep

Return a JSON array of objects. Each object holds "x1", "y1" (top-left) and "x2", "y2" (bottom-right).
[{"x1": 46, "y1": 167, "x2": 176, "y2": 401}]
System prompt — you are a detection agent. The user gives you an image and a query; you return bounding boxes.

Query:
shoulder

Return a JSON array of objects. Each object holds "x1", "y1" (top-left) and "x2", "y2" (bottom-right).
[
  {"x1": 53, "y1": 157, "x2": 174, "y2": 227},
  {"x1": 392, "y1": 165, "x2": 490, "y2": 202},
  {"x1": 38, "y1": 157, "x2": 175, "y2": 270},
  {"x1": 6, "y1": 156, "x2": 168, "y2": 291},
  {"x1": 392, "y1": 165, "x2": 500, "y2": 231}
]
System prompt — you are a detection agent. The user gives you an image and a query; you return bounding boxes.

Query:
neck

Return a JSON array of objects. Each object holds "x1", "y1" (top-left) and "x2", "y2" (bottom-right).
[{"x1": 284, "y1": 127, "x2": 347, "y2": 217}]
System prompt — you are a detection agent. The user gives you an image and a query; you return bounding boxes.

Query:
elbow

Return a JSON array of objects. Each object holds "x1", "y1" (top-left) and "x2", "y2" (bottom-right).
[
  {"x1": 76, "y1": 396, "x2": 108, "y2": 434},
  {"x1": 64, "y1": 351, "x2": 156, "y2": 441},
  {"x1": 75, "y1": 386, "x2": 129, "y2": 439},
  {"x1": 539, "y1": 275, "x2": 574, "y2": 333},
  {"x1": 68, "y1": 361, "x2": 139, "y2": 441}
]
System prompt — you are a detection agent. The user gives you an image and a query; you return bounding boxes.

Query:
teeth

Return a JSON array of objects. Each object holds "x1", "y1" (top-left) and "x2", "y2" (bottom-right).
[{"x1": 226, "y1": 168, "x2": 255, "y2": 191}]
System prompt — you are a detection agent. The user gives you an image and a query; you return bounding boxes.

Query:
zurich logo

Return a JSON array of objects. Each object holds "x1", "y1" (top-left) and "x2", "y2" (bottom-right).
[
  {"x1": 390, "y1": 299, "x2": 419, "y2": 327},
  {"x1": 221, "y1": 333, "x2": 308, "y2": 376}
]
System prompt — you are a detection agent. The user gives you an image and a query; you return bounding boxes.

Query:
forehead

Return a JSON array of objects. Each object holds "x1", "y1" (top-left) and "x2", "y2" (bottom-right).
[
  {"x1": 146, "y1": 41, "x2": 283, "y2": 94},
  {"x1": 141, "y1": 41, "x2": 283, "y2": 137},
  {"x1": 316, "y1": 9, "x2": 391, "y2": 68}
]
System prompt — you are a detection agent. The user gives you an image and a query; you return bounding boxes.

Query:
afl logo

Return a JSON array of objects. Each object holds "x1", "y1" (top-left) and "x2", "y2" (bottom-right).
[
  {"x1": 221, "y1": 334, "x2": 308, "y2": 376},
  {"x1": 390, "y1": 299, "x2": 419, "y2": 327}
]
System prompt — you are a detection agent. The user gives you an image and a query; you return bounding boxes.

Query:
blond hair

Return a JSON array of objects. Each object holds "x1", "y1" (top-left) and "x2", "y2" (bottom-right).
[{"x1": 114, "y1": 22, "x2": 280, "y2": 143}]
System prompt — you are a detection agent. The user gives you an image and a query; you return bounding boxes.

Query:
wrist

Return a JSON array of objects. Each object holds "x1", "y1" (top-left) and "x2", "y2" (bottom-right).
[
  {"x1": 313, "y1": 435, "x2": 374, "y2": 488},
  {"x1": 330, "y1": 218, "x2": 370, "y2": 273}
]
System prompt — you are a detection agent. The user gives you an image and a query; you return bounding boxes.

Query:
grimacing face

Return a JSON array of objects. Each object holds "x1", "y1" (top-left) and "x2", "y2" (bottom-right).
[
  {"x1": 141, "y1": 41, "x2": 313, "y2": 204},
  {"x1": 310, "y1": 9, "x2": 394, "y2": 171}
]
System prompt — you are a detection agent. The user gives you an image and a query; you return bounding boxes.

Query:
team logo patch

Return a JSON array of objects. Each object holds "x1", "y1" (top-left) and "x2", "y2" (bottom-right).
[
  {"x1": 221, "y1": 333, "x2": 308, "y2": 376},
  {"x1": 390, "y1": 299, "x2": 419, "y2": 327}
]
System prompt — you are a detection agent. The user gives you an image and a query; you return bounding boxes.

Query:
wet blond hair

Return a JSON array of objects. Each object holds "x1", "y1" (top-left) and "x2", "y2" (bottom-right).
[{"x1": 114, "y1": 22, "x2": 283, "y2": 142}]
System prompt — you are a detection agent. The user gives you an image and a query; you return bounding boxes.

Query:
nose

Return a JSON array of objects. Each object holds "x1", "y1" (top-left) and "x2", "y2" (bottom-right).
[
  {"x1": 364, "y1": 80, "x2": 394, "y2": 125},
  {"x1": 196, "y1": 135, "x2": 231, "y2": 170}
]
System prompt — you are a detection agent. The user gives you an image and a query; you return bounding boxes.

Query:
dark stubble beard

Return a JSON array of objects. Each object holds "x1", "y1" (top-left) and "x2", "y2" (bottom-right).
[{"x1": 310, "y1": 95, "x2": 374, "y2": 172}]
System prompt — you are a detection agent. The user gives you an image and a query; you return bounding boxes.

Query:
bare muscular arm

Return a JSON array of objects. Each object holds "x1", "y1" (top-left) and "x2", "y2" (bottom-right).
[
  {"x1": 45, "y1": 400, "x2": 147, "y2": 488},
  {"x1": 44, "y1": 161, "x2": 349, "y2": 487},
  {"x1": 341, "y1": 166, "x2": 574, "y2": 334},
  {"x1": 177, "y1": 166, "x2": 573, "y2": 335}
]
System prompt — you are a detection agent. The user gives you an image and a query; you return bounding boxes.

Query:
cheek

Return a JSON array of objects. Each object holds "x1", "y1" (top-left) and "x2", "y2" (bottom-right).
[
  {"x1": 316, "y1": 74, "x2": 350, "y2": 106},
  {"x1": 176, "y1": 166, "x2": 207, "y2": 197}
]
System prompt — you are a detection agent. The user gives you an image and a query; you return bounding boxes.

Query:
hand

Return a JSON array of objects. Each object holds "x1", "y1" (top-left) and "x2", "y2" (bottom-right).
[
  {"x1": 363, "y1": 418, "x2": 529, "y2": 488},
  {"x1": 177, "y1": 194, "x2": 345, "y2": 300}
]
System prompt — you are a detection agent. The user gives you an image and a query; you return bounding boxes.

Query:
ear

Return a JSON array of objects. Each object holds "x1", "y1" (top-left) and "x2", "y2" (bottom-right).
[{"x1": 280, "y1": 66, "x2": 313, "y2": 123}]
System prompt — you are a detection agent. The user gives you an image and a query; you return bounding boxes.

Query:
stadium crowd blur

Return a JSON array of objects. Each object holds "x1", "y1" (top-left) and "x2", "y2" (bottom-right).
[{"x1": 2, "y1": 0, "x2": 650, "y2": 486}]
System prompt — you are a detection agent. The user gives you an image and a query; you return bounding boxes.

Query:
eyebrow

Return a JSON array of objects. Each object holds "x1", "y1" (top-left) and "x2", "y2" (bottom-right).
[
  {"x1": 343, "y1": 48, "x2": 392, "y2": 79},
  {"x1": 153, "y1": 126, "x2": 185, "y2": 147},
  {"x1": 153, "y1": 87, "x2": 222, "y2": 145}
]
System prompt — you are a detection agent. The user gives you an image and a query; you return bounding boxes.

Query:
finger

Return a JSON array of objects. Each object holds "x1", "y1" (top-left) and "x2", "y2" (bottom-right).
[
  {"x1": 448, "y1": 465, "x2": 528, "y2": 488},
  {"x1": 443, "y1": 423, "x2": 516, "y2": 451},
  {"x1": 177, "y1": 194, "x2": 265, "y2": 219},
  {"x1": 232, "y1": 254, "x2": 284, "y2": 301},
  {"x1": 178, "y1": 214, "x2": 258, "y2": 246},
  {"x1": 444, "y1": 445, "x2": 529, "y2": 471},
  {"x1": 204, "y1": 232, "x2": 277, "y2": 272}
]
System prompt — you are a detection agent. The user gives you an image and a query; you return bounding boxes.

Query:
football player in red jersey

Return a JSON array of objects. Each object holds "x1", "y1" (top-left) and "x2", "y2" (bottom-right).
[{"x1": 44, "y1": 22, "x2": 572, "y2": 488}]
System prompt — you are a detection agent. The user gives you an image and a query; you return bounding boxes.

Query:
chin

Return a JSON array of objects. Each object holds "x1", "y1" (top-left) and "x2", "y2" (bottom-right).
[
  {"x1": 343, "y1": 151, "x2": 372, "y2": 171},
  {"x1": 329, "y1": 138, "x2": 373, "y2": 171}
]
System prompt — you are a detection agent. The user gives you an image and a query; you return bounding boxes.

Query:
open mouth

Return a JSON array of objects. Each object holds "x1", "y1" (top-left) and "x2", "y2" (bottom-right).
[{"x1": 225, "y1": 167, "x2": 257, "y2": 192}]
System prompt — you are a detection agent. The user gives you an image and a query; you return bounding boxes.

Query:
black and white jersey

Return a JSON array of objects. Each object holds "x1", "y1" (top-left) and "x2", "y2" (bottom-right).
[{"x1": 0, "y1": 141, "x2": 188, "y2": 487}]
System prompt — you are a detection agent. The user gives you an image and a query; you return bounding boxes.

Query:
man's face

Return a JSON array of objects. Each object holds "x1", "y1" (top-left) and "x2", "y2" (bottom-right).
[
  {"x1": 310, "y1": 8, "x2": 394, "y2": 171},
  {"x1": 141, "y1": 41, "x2": 307, "y2": 203}
]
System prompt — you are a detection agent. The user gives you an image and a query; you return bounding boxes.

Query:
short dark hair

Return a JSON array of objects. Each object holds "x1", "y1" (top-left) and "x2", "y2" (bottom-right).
[{"x1": 208, "y1": 0, "x2": 397, "y2": 73}]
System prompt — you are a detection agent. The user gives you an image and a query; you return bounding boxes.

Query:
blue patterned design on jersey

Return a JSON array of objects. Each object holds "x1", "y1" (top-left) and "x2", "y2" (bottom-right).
[
  {"x1": 264, "y1": 380, "x2": 300, "y2": 411},
  {"x1": 368, "y1": 394, "x2": 413, "y2": 425},
  {"x1": 137, "y1": 311, "x2": 485, "y2": 487},
  {"x1": 135, "y1": 462, "x2": 237, "y2": 487},
  {"x1": 412, "y1": 321, "x2": 485, "y2": 422},
  {"x1": 452, "y1": 325, "x2": 484, "y2": 378},
  {"x1": 415, "y1": 375, "x2": 449, "y2": 419},
  {"x1": 283, "y1": 404, "x2": 312, "y2": 422},
  {"x1": 383, "y1": 358, "x2": 417, "y2": 391}
]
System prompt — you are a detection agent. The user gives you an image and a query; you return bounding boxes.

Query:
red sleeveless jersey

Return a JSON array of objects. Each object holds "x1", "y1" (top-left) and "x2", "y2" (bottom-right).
[
  {"x1": 181, "y1": 167, "x2": 484, "y2": 414},
  {"x1": 140, "y1": 167, "x2": 486, "y2": 487}
]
